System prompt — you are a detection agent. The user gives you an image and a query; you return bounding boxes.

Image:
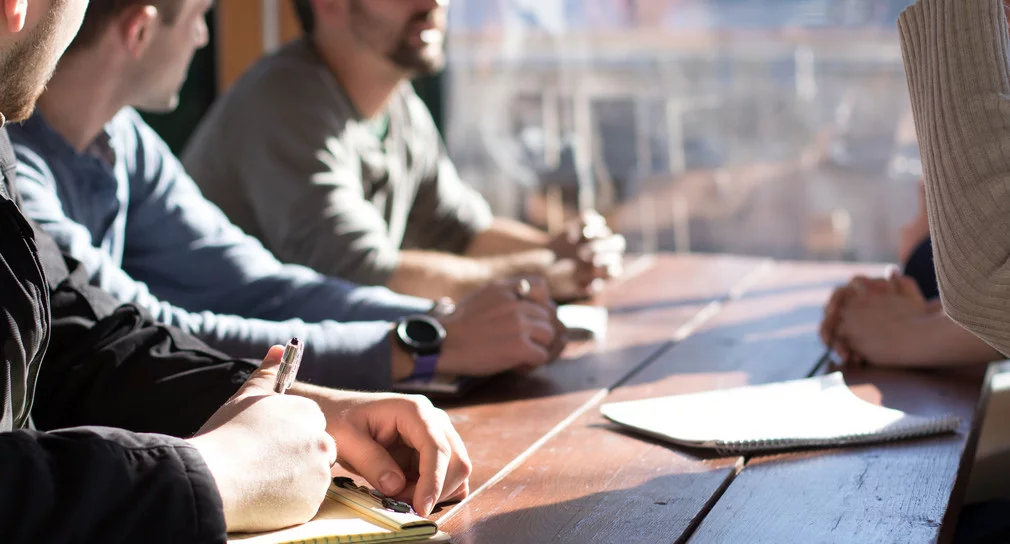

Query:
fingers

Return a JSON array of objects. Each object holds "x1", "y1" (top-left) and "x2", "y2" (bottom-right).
[
  {"x1": 516, "y1": 337, "x2": 551, "y2": 369},
  {"x1": 849, "y1": 275, "x2": 892, "y2": 295},
  {"x1": 821, "y1": 287, "x2": 848, "y2": 347},
  {"x1": 402, "y1": 413, "x2": 452, "y2": 515},
  {"x1": 437, "y1": 411, "x2": 472, "y2": 503},
  {"x1": 519, "y1": 308, "x2": 557, "y2": 350},
  {"x1": 520, "y1": 276, "x2": 551, "y2": 305},
  {"x1": 334, "y1": 425, "x2": 409, "y2": 498},
  {"x1": 518, "y1": 299, "x2": 552, "y2": 322},
  {"x1": 237, "y1": 345, "x2": 286, "y2": 397},
  {"x1": 577, "y1": 235, "x2": 626, "y2": 263},
  {"x1": 575, "y1": 236, "x2": 626, "y2": 283}
]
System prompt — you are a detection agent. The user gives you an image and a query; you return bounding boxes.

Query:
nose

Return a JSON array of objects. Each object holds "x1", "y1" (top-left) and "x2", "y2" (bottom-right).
[{"x1": 418, "y1": 0, "x2": 448, "y2": 10}]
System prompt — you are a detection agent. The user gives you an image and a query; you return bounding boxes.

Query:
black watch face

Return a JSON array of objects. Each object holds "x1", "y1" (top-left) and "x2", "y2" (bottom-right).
[{"x1": 398, "y1": 315, "x2": 446, "y2": 354}]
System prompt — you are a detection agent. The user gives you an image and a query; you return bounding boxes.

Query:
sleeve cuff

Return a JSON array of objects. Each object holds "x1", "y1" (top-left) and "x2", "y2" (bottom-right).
[{"x1": 175, "y1": 442, "x2": 228, "y2": 542}]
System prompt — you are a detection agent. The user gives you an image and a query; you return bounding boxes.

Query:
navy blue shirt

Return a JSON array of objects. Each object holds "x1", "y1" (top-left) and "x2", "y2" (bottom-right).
[{"x1": 10, "y1": 108, "x2": 433, "y2": 390}]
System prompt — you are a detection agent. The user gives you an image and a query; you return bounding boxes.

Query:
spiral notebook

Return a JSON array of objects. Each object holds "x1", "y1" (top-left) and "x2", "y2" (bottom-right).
[
  {"x1": 600, "y1": 372, "x2": 961, "y2": 454},
  {"x1": 228, "y1": 478, "x2": 448, "y2": 544}
]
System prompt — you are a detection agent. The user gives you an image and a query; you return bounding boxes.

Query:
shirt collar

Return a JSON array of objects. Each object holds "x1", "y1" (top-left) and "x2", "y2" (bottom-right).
[{"x1": 20, "y1": 111, "x2": 117, "y2": 166}]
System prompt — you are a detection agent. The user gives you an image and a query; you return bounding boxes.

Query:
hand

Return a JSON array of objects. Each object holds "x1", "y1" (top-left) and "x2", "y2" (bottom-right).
[
  {"x1": 188, "y1": 346, "x2": 336, "y2": 533},
  {"x1": 301, "y1": 389, "x2": 472, "y2": 516},
  {"x1": 820, "y1": 275, "x2": 892, "y2": 359},
  {"x1": 833, "y1": 275, "x2": 930, "y2": 366},
  {"x1": 821, "y1": 272, "x2": 908, "y2": 362},
  {"x1": 437, "y1": 277, "x2": 566, "y2": 376},
  {"x1": 547, "y1": 210, "x2": 626, "y2": 299}
]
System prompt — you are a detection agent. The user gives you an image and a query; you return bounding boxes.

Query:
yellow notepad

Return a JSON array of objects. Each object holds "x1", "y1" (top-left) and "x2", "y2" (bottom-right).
[{"x1": 228, "y1": 479, "x2": 447, "y2": 544}]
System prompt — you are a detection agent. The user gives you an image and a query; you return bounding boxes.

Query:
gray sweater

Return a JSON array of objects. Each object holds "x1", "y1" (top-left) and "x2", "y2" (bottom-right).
[{"x1": 900, "y1": 0, "x2": 1010, "y2": 355}]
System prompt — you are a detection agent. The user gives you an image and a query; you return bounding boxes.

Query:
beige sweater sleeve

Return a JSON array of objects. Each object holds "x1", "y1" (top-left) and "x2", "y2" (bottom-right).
[{"x1": 900, "y1": 0, "x2": 1010, "y2": 356}]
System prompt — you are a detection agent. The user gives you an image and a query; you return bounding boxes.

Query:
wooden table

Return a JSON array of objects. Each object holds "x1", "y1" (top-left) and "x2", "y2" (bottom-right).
[{"x1": 431, "y1": 254, "x2": 988, "y2": 543}]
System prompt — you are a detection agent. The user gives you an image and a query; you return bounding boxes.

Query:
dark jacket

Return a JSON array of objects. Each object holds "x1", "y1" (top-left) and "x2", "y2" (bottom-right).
[{"x1": 0, "y1": 127, "x2": 257, "y2": 543}]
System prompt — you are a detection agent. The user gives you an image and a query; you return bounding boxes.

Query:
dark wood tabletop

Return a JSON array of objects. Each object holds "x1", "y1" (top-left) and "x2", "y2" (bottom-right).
[{"x1": 432, "y1": 254, "x2": 987, "y2": 544}]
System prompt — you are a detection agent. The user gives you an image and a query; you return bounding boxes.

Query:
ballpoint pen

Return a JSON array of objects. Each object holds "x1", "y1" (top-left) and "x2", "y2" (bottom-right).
[{"x1": 274, "y1": 337, "x2": 304, "y2": 394}]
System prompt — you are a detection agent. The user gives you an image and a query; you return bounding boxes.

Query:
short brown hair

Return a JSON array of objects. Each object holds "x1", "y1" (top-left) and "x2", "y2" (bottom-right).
[{"x1": 68, "y1": 0, "x2": 184, "y2": 52}]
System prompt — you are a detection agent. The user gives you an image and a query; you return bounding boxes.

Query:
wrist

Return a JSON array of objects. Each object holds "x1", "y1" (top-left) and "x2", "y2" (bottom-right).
[
  {"x1": 187, "y1": 434, "x2": 240, "y2": 532},
  {"x1": 390, "y1": 327, "x2": 415, "y2": 381}
]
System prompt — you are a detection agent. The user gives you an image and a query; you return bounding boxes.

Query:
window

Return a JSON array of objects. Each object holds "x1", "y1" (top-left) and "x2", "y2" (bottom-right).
[{"x1": 443, "y1": 0, "x2": 920, "y2": 261}]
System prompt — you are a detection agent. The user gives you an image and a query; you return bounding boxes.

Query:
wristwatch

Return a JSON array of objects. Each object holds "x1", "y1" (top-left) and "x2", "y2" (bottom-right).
[{"x1": 395, "y1": 315, "x2": 447, "y2": 380}]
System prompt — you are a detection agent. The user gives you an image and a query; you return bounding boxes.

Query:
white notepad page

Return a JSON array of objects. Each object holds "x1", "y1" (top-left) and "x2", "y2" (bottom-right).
[{"x1": 601, "y1": 372, "x2": 960, "y2": 453}]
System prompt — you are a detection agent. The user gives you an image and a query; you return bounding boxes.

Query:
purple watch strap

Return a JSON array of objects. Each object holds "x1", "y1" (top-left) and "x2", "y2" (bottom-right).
[{"x1": 410, "y1": 353, "x2": 439, "y2": 380}]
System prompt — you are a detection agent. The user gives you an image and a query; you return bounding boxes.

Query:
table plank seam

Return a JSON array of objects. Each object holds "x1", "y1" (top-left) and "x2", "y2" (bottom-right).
[
  {"x1": 439, "y1": 258, "x2": 776, "y2": 527},
  {"x1": 611, "y1": 258, "x2": 776, "y2": 392},
  {"x1": 438, "y1": 388, "x2": 611, "y2": 524},
  {"x1": 678, "y1": 457, "x2": 746, "y2": 544}
]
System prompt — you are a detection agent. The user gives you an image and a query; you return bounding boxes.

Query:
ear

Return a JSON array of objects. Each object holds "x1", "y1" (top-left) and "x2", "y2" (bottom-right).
[
  {"x1": 313, "y1": 0, "x2": 346, "y2": 27},
  {"x1": 118, "y1": 5, "x2": 159, "y2": 59},
  {"x1": 4, "y1": 0, "x2": 26, "y2": 33}
]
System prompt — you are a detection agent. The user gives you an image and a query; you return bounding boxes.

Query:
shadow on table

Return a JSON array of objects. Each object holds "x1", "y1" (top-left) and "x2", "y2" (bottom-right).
[
  {"x1": 440, "y1": 301, "x2": 834, "y2": 410},
  {"x1": 445, "y1": 471, "x2": 732, "y2": 544},
  {"x1": 588, "y1": 422, "x2": 729, "y2": 462},
  {"x1": 436, "y1": 339, "x2": 673, "y2": 409}
]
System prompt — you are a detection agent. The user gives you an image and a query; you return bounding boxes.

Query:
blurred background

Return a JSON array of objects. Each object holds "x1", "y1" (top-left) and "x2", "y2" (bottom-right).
[{"x1": 152, "y1": 0, "x2": 922, "y2": 263}]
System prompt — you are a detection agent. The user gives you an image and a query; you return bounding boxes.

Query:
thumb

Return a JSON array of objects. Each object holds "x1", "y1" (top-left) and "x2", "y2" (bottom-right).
[
  {"x1": 334, "y1": 426, "x2": 408, "y2": 498},
  {"x1": 239, "y1": 345, "x2": 286, "y2": 396}
]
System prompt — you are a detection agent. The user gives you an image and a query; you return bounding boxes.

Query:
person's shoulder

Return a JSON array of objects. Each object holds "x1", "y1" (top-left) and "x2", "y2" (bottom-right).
[
  {"x1": 107, "y1": 107, "x2": 170, "y2": 153},
  {"x1": 395, "y1": 82, "x2": 440, "y2": 138},
  {"x1": 109, "y1": 107, "x2": 146, "y2": 130},
  {"x1": 8, "y1": 112, "x2": 62, "y2": 156},
  {"x1": 224, "y1": 38, "x2": 332, "y2": 109}
]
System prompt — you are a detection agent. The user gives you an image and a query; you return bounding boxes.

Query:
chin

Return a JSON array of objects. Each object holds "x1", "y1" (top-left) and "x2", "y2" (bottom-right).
[{"x1": 136, "y1": 95, "x2": 180, "y2": 114}]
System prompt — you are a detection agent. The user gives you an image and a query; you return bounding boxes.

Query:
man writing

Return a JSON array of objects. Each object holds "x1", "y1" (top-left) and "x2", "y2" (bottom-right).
[
  {"x1": 0, "y1": 1, "x2": 469, "y2": 540},
  {"x1": 184, "y1": 0, "x2": 627, "y2": 302},
  {"x1": 12, "y1": 0, "x2": 565, "y2": 391}
]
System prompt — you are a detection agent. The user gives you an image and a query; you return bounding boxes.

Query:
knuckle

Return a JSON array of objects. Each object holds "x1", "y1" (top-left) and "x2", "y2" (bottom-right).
[
  {"x1": 316, "y1": 434, "x2": 336, "y2": 458},
  {"x1": 433, "y1": 437, "x2": 453, "y2": 460},
  {"x1": 407, "y1": 394, "x2": 434, "y2": 410}
]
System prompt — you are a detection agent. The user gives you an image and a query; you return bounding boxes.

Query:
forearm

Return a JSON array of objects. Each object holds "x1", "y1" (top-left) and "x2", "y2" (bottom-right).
[
  {"x1": 900, "y1": 0, "x2": 1010, "y2": 356},
  {"x1": 180, "y1": 314, "x2": 400, "y2": 391},
  {"x1": 901, "y1": 312, "x2": 1003, "y2": 367},
  {"x1": 387, "y1": 249, "x2": 554, "y2": 300},
  {"x1": 465, "y1": 217, "x2": 551, "y2": 257}
]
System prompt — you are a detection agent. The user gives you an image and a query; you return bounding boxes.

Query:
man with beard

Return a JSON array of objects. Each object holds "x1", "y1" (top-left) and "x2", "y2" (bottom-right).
[
  {"x1": 182, "y1": 0, "x2": 627, "y2": 303},
  {"x1": 0, "y1": 0, "x2": 339, "y2": 540},
  {"x1": 12, "y1": 0, "x2": 567, "y2": 391},
  {"x1": 1, "y1": 1, "x2": 471, "y2": 540}
]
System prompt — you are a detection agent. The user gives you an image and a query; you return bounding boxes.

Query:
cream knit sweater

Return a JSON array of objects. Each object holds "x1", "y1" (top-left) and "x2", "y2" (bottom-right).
[{"x1": 900, "y1": 0, "x2": 1010, "y2": 355}]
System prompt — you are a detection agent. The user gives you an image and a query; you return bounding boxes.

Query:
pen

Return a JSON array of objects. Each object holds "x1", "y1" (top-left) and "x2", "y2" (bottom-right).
[{"x1": 274, "y1": 337, "x2": 303, "y2": 394}]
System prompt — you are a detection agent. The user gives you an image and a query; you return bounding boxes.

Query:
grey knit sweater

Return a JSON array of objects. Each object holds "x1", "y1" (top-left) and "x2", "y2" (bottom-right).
[{"x1": 900, "y1": 0, "x2": 1010, "y2": 355}]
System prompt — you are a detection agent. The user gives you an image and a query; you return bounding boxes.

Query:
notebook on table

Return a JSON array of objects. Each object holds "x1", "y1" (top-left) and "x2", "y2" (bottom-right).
[
  {"x1": 228, "y1": 477, "x2": 449, "y2": 544},
  {"x1": 600, "y1": 372, "x2": 961, "y2": 454}
]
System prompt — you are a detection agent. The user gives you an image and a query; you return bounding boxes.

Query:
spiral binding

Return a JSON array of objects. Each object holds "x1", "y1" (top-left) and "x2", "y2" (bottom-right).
[{"x1": 712, "y1": 413, "x2": 962, "y2": 456}]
